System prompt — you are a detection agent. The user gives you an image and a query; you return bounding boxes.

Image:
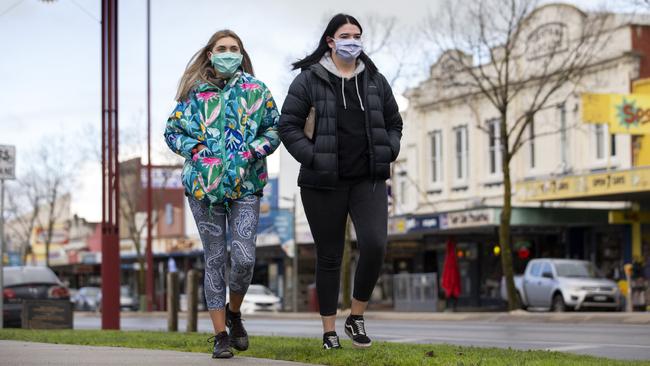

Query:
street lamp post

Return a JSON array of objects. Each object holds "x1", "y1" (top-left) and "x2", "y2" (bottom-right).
[
  {"x1": 0, "y1": 178, "x2": 5, "y2": 329},
  {"x1": 0, "y1": 144, "x2": 15, "y2": 330},
  {"x1": 145, "y1": 0, "x2": 154, "y2": 313},
  {"x1": 292, "y1": 194, "x2": 298, "y2": 313}
]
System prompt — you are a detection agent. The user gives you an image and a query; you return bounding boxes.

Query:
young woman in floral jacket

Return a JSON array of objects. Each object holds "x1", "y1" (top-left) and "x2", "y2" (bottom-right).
[{"x1": 164, "y1": 29, "x2": 279, "y2": 359}]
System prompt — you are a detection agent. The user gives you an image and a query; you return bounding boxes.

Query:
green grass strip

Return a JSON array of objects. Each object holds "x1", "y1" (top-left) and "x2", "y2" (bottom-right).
[{"x1": 0, "y1": 329, "x2": 647, "y2": 366}]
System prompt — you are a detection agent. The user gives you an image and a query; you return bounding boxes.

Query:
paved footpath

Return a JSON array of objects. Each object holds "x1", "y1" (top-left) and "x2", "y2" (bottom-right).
[{"x1": 0, "y1": 341, "x2": 319, "y2": 366}]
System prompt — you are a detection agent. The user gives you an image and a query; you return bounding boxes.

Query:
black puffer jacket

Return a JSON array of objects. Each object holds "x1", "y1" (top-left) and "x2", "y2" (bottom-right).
[{"x1": 279, "y1": 60, "x2": 403, "y2": 190}]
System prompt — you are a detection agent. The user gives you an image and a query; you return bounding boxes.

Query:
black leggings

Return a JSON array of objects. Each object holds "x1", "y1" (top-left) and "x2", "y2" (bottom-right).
[{"x1": 301, "y1": 179, "x2": 388, "y2": 316}]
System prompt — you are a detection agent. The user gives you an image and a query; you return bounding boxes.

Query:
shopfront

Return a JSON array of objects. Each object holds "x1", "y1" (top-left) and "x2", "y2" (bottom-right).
[{"x1": 388, "y1": 207, "x2": 616, "y2": 310}]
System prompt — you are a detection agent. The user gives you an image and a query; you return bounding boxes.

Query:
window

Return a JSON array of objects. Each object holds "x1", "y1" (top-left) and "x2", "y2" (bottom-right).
[
  {"x1": 488, "y1": 119, "x2": 502, "y2": 175},
  {"x1": 593, "y1": 124, "x2": 616, "y2": 162},
  {"x1": 595, "y1": 124, "x2": 605, "y2": 160},
  {"x1": 529, "y1": 118, "x2": 536, "y2": 169},
  {"x1": 541, "y1": 262, "x2": 553, "y2": 278},
  {"x1": 558, "y1": 103, "x2": 568, "y2": 168},
  {"x1": 399, "y1": 180, "x2": 407, "y2": 206},
  {"x1": 529, "y1": 262, "x2": 542, "y2": 277},
  {"x1": 165, "y1": 203, "x2": 174, "y2": 226},
  {"x1": 454, "y1": 126, "x2": 468, "y2": 181},
  {"x1": 555, "y1": 261, "x2": 602, "y2": 278},
  {"x1": 430, "y1": 130, "x2": 443, "y2": 184}
]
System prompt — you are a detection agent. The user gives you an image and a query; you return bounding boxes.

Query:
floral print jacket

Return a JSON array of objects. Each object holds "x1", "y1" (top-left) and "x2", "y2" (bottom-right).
[{"x1": 164, "y1": 71, "x2": 280, "y2": 205}]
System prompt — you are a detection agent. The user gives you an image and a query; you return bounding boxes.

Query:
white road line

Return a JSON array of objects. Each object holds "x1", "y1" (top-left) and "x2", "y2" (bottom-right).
[
  {"x1": 390, "y1": 337, "x2": 431, "y2": 343},
  {"x1": 371, "y1": 333, "x2": 650, "y2": 350},
  {"x1": 546, "y1": 345, "x2": 599, "y2": 352}
]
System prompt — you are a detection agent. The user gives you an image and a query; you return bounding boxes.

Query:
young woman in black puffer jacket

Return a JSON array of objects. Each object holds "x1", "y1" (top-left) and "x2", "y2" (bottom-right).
[{"x1": 278, "y1": 13, "x2": 402, "y2": 351}]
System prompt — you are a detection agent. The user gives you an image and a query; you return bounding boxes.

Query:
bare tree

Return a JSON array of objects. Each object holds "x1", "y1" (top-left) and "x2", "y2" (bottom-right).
[
  {"x1": 361, "y1": 14, "x2": 425, "y2": 92},
  {"x1": 32, "y1": 140, "x2": 75, "y2": 267},
  {"x1": 426, "y1": 0, "x2": 611, "y2": 309},
  {"x1": 79, "y1": 117, "x2": 180, "y2": 308},
  {"x1": 3, "y1": 137, "x2": 75, "y2": 267},
  {"x1": 119, "y1": 156, "x2": 177, "y2": 304},
  {"x1": 4, "y1": 176, "x2": 41, "y2": 264}
]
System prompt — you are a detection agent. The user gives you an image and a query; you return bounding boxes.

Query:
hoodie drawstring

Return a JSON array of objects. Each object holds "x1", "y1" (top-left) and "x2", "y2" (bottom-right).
[
  {"x1": 341, "y1": 76, "x2": 347, "y2": 110},
  {"x1": 341, "y1": 74, "x2": 365, "y2": 112},
  {"x1": 355, "y1": 74, "x2": 365, "y2": 111}
]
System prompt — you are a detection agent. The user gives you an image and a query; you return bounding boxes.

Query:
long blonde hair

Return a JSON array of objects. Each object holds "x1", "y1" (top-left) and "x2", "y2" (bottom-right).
[{"x1": 175, "y1": 29, "x2": 254, "y2": 101}]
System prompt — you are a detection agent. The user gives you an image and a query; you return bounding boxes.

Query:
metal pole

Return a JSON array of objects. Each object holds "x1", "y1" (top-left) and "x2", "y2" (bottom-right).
[
  {"x1": 167, "y1": 271, "x2": 178, "y2": 331},
  {"x1": 101, "y1": 0, "x2": 120, "y2": 330},
  {"x1": 0, "y1": 179, "x2": 5, "y2": 329},
  {"x1": 145, "y1": 0, "x2": 154, "y2": 312},
  {"x1": 186, "y1": 269, "x2": 198, "y2": 332},
  {"x1": 292, "y1": 194, "x2": 298, "y2": 312}
]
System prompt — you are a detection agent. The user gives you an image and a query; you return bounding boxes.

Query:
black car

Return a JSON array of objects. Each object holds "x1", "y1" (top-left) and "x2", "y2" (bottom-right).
[{"x1": 3, "y1": 266, "x2": 70, "y2": 327}]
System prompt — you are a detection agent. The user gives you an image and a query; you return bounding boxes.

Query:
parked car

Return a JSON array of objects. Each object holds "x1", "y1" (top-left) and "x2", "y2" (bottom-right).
[
  {"x1": 119, "y1": 285, "x2": 139, "y2": 311},
  {"x1": 72, "y1": 286, "x2": 101, "y2": 311},
  {"x1": 501, "y1": 259, "x2": 622, "y2": 311},
  {"x1": 2, "y1": 266, "x2": 70, "y2": 327},
  {"x1": 68, "y1": 288, "x2": 79, "y2": 306},
  {"x1": 225, "y1": 285, "x2": 281, "y2": 314}
]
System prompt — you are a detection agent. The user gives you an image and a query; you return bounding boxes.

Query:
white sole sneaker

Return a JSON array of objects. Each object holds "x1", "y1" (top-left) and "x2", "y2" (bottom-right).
[{"x1": 345, "y1": 328, "x2": 372, "y2": 349}]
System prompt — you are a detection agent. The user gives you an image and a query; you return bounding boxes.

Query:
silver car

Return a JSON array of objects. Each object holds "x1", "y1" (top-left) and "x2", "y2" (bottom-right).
[{"x1": 503, "y1": 259, "x2": 622, "y2": 311}]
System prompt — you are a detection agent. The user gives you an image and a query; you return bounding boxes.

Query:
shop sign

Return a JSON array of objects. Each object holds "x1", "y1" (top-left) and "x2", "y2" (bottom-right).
[
  {"x1": 608, "y1": 210, "x2": 650, "y2": 224},
  {"x1": 582, "y1": 93, "x2": 650, "y2": 134},
  {"x1": 526, "y1": 23, "x2": 568, "y2": 60},
  {"x1": 518, "y1": 166, "x2": 650, "y2": 201},
  {"x1": 440, "y1": 209, "x2": 496, "y2": 229},
  {"x1": 140, "y1": 167, "x2": 183, "y2": 189},
  {"x1": 388, "y1": 215, "x2": 439, "y2": 235}
]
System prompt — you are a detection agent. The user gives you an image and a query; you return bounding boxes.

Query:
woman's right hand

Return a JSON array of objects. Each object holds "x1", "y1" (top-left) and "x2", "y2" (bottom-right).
[{"x1": 192, "y1": 144, "x2": 211, "y2": 162}]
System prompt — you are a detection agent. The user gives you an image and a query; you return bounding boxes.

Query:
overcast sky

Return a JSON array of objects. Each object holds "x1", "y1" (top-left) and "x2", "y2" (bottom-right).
[{"x1": 0, "y1": 0, "x2": 635, "y2": 221}]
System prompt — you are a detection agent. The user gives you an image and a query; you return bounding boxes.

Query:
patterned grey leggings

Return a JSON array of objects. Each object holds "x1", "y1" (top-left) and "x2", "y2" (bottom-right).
[{"x1": 188, "y1": 195, "x2": 260, "y2": 311}]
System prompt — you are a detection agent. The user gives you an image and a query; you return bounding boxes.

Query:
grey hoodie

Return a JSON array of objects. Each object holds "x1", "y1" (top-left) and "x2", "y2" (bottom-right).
[{"x1": 318, "y1": 54, "x2": 366, "y2": 111}]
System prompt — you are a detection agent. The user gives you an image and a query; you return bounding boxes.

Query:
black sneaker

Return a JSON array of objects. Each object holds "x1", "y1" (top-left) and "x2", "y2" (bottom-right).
[
  {"x1": 323, "y1": 331, "x2": 342, "y2": 349},
  {"x1": 208, "y1": 331, "x2": 233, "y2": 359},
  {"x1": 226, "y1": 303, "x2": 249, "y2": 351},
  {"x1": 344, "y1": 315, "x2": 372, "y2": 348}
]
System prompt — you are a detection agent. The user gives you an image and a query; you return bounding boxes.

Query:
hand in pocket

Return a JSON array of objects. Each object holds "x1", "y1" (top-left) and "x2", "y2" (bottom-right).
[{"x1": 194, "y1": 152, "x2": 225, "y2": 193}]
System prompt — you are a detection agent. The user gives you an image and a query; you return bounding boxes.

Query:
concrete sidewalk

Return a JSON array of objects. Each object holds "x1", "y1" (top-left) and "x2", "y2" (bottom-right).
[
  {"x1": 0, "y1": 341, "x2": 319, "y2": 366},
  {"x1": 75, "y1": 309, "x2": 650, "y2": 325}
]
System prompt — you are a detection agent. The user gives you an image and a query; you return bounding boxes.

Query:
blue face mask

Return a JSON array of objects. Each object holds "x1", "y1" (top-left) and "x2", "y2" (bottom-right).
[
  {"x1": 333, "y1": 38, "x2": 363, "y2": 62},
  {"x1": 210, "y1": 52, "x2": 243, "y2": 75}
]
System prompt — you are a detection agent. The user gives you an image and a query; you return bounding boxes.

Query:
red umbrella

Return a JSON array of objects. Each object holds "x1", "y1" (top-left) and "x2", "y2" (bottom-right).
[{"x1": 441, "y1": 239, "x2": 461, "y2": 299}]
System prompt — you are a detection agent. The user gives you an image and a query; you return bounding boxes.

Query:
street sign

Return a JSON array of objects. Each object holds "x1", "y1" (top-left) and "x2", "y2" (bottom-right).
[{"x1": 0, "y1": 145, "x2": 16, "y2": 180}]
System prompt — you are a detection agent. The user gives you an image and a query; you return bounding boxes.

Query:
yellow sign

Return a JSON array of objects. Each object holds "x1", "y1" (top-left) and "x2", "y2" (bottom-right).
[
  {"x1": 517, "y1": 166, "x2": 650, "y2": 201},
  {"x1": 608, "y1": 210, "x2": 650, "y2": 224},
  {"x1": 582, "y1": 93, "x2": 650, "y2": 134}
]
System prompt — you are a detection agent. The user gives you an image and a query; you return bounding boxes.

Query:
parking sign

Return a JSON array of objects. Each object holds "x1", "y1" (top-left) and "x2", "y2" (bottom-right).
[{"x1": 0, "y1": 145, "x2": 16, "y2": 180}]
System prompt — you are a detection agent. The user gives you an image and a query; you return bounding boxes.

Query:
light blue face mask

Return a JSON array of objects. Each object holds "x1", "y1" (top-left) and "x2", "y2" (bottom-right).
[
  {"x1": 334, "y1": 39, "x2": 363, "y2": 62},
  {"x1": 210, "y1": 52, "x2": 243, "y2": 75}
]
